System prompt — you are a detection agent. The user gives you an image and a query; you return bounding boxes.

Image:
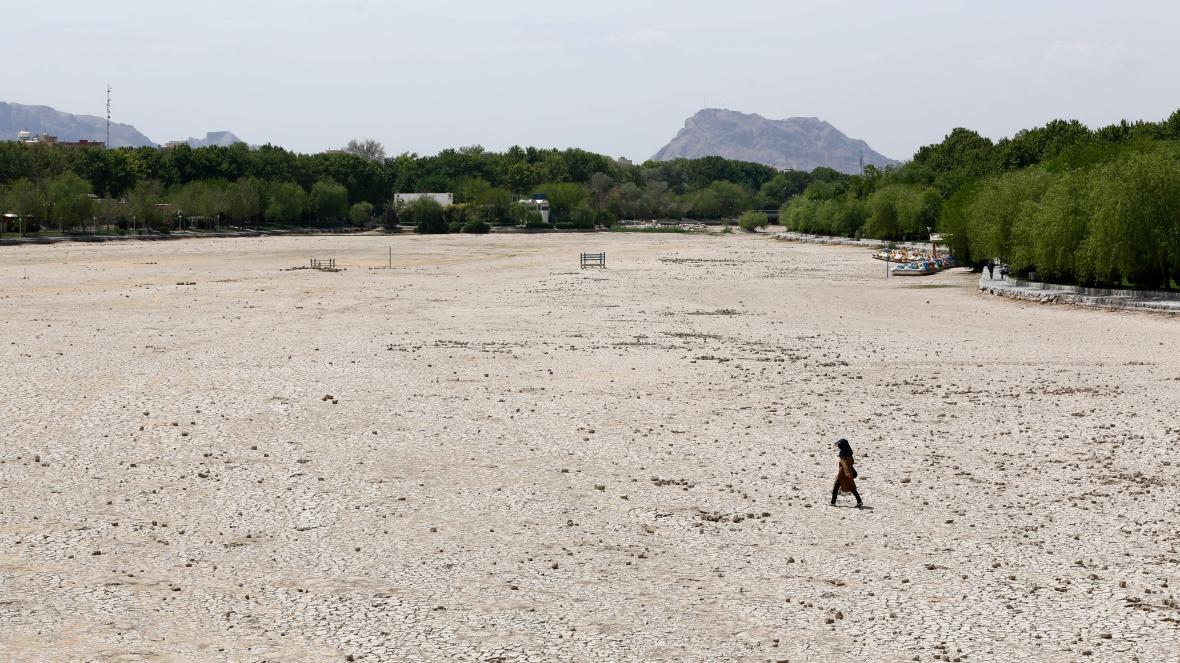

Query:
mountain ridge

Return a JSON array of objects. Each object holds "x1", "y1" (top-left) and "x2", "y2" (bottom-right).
[
  {"x1": 0, "y1": 101, "x2": 244, "y2": 149},
  {"x1": 652, "y1": 108, "x2": 897, "y2": 173},
  {"x1": 0, "y1": 101, "x2": 156, "y2": 148}
]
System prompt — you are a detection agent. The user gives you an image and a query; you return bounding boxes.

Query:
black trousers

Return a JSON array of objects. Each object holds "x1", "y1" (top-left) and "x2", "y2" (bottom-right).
[{"x1": 832, "y1": 479, "x2": 862, "y2": 504}]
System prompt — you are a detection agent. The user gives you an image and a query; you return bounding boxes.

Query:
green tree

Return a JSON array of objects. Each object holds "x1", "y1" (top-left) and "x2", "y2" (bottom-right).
[
  {"x1": 349, "y1": 201, "x2": 374, "y2": 228},
  {"x1": 707, "y1": 180, "x2": 753, "y2": 216},
  {"x1": 475, "y1": 187, "x2": 515, "y2": 225},
  {"x1": 962, "y1": 170, "x2": 1052, "y2": 264},
  {"x1": 568, "y1": 203, "x2": 597, "y2": 229},
  {"x1": 1085, "y1": 150, "x2": 1180, "y2": 288},
  {"x1": 2, "y1": 178, "x2": 46, "y2": 218},
  {"x1": 537, "y1": 182, "x2": 588, "y2": 223},
  {"x1": 758, "y1": 171, "x2": 813, "y2": 208},
  {"x1": 311, "y1": 179, "x2": 349, "y2": 225},
  {"x1": 46, "y1": 173, "x2": 96, "y2": 232},
  {"x1": 865, "y1": 187, "x2": 900, "y2": 239},
  {"x1": 265, "y1": 182, "x2": 307, "y2": 224},
  {"x1": 1, "y1": 179, "x2": 46, "y2": 233},
  {"x1": 688, "y1": 188, "x2": 724, "y2": 218},
  {"x1": 588, "y1": 172, "x2": 614, "y2": 210},
  {"x1": 127, "y1": 180, "x2": 165, "y2": 231},
  {"x1": 454, "y1": 176, "x2": 492, "y2": 204},
  {"x1": 225, "y1": 177, "x2": 264, "y2": 224},
  {"x1": 892, "y1": 185, "x2": 942, "y2": 238},
  {"x1": 780, "y1": 196, "x2": 819, "y2": 233},
  {"x1": 1011, "y1": 170, "x2": 1091, "y2": 282}
]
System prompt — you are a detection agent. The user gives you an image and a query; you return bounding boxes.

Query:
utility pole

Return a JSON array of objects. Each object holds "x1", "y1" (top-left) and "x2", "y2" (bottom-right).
[{"x1": 106, "y1": 85, "x2": 111, "y2": 148}]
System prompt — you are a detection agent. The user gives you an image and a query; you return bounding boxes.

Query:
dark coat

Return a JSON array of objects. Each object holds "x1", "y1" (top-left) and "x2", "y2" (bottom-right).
[{"x1": 836, "y1": 456, "x2": 857, "y2": 493}]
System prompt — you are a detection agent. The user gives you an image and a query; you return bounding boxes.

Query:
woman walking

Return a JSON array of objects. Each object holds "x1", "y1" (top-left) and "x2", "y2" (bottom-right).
[{"x1": 831, "y1": 438, "x2": 863, "y2": 507}]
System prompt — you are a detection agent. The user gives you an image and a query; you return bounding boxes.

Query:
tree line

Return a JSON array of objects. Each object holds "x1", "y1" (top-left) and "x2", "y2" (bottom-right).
[
  {"x1": 779, "y1": 111, "x2": 1180, "y2": 289},
  {"x1": 0, "y1": 140, "x2": 843, "y2": 232}
]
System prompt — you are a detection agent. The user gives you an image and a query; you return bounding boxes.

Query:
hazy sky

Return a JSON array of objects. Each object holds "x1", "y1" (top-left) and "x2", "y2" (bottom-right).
[{"x1": 5, "y1": 1, "x2": 1178, "y2": 160}]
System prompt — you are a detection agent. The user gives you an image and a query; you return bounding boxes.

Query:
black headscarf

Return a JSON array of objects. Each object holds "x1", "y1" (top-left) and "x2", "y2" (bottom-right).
[{"x1": 836, "y1": 438, "x2": 853, "y2": 458}]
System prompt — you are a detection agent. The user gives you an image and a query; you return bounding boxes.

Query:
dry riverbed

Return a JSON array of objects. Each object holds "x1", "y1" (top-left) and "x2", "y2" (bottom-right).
[{"x1": 1, "y1": 233, "x2": 1177, "y2": 662}]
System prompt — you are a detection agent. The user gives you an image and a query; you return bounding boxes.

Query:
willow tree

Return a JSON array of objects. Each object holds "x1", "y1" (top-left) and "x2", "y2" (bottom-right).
[
  {"x1": 1011, "y1": 170, "x2": 1092, "y2": 282},
  {"x1": 1086, "y1": 150, "x2": 1180, "y2": 288}
]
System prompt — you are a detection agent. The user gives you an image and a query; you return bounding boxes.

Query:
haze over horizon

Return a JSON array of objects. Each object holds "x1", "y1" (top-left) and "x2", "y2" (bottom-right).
[{"x1": 5, "y1": 0, "x2": 1178, "y2": 161}]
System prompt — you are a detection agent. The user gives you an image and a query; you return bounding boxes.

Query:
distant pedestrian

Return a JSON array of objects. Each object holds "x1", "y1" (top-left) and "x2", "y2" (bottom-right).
[
  {"x1": 986, "y1": 260, "x2": 995, "y2": 280},
  {"x1": 1000, "y1": 264, "x2": 1010, "y2": 280},
  {"x1": 831, "y1": 438, "x2": 863, "y2": 508}
]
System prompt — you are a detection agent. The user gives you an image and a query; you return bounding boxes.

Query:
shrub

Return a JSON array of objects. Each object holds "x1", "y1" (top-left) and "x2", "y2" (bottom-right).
[
  {"x1": 523, "y1": 210, "x2": 549, "y2": 229},
  {"x1": 382, "y1": 206, "x2": 399, "y2": 231},
  {"x1": 569, "y1": 203, "x2": 597, "y2": 229},
  {"x1": 738, "y1": 210, "x2": 769, "y2": 232},
  {"x1": 462, "y1": 219, "x2": 491, "y2": 234},
  {"x1": 407, "y1": 197, "x2": 448, "y2": 234},
  {"x1": 349, "y1": 201, "x2": 374, "y2": 228},
  {"x1": 442, "y1": 203, "x2": 469, "y2": 226}
]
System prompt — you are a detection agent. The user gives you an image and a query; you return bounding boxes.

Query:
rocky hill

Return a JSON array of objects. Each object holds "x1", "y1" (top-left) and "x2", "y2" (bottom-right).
[
  {"x1": 652, "y1": 108, "x2": 896, "y2": 173},
  {"x1": 0, "y1": 101, "x2": 156, "y2": 147},
  {"x1": 186, "y1": 131, "x2": 244, "y2": 148},
  {"x1": 1, "y1": 101, "x2": 245, "y2": 149}
]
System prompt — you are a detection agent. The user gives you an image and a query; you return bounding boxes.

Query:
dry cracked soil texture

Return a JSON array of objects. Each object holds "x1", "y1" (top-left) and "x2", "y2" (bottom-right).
[{"x1": 0, "y1": 232, "x2": 1178, "y2": 662}]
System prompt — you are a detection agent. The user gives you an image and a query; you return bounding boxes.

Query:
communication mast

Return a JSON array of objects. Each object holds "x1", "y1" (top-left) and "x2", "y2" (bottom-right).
[{"x1": 106, "y1": 85, "x2": 111, "y2": 148}]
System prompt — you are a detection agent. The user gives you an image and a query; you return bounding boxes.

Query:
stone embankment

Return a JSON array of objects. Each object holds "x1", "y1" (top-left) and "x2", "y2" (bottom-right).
[{"x1": 979, "y1": 273, "x2": 1180, "y2": 314}]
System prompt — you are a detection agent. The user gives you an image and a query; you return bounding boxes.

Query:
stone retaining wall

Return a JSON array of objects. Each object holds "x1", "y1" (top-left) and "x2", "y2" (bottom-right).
[{"x1": 979, "y1": 273, "x2": 1180, "y2": 314}]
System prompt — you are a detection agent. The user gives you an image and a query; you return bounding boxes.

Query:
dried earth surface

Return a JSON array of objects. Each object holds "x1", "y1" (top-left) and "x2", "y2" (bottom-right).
[{"x1": 1, "y1": 233, "x2": 1178, "y2": 662}]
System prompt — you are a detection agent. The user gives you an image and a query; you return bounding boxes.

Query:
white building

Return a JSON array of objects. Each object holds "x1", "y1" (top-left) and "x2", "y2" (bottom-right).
[
  {"x1": 394, "y1": 193, "x2": 453, "y2": 207},
  {"x1": 518, "y1": 194, "x2": 550, "y2": 224}
]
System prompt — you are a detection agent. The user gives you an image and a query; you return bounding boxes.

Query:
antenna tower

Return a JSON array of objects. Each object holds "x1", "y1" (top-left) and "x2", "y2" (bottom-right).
[{"x1": 106, "y1": 85, "x2": 111, "y2": 148}]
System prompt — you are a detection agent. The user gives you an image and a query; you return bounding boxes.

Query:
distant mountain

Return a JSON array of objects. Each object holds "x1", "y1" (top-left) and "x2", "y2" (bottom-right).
[
  {"x1": 652, "y1": 108, "x2": 897, "y2": 174},
  {"x1": 0, "y1": 101, "x2": 156, "y2": 148},
  {"x1": 186, "y1": 131, "x2": 244, "y2": 148},
  {"x1": 1, "y1": 101, "x2": 247, "y2": 149}
]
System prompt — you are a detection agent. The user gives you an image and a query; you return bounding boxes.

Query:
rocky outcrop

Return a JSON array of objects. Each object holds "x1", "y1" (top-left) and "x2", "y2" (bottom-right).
[{"x1": 653, "y1": 108, "x2": 897, "y2": 173}]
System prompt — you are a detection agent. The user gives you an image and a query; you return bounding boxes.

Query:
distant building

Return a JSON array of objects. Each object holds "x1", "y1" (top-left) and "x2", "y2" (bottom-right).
[
  {"x1": 58, "y1": 139, "x2": 104, "y2": 148},
  {"x1": 18, "y1": 130, "x2": 54, "y2": 144},
  {"x1": 617, "y1": 156, "x2": 633, "y2": 167},
  {"x1": 162, "y1": 141, "x2": 187, "y2": 149},
  {"x1": 13, "y1": 130, "x2": 103, "y2": 148},
  {"x1": 519, "y1": 194, "x2": 550, "y2": 224},
  {"x1": 393, "y1": 193, "x2": 454, "y2": 207}
]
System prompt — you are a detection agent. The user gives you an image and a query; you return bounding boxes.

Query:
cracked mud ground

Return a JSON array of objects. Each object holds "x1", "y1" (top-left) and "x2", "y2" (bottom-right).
[{"x1": 1, "y1": 233, "x2": 1177, "y2": 662}]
